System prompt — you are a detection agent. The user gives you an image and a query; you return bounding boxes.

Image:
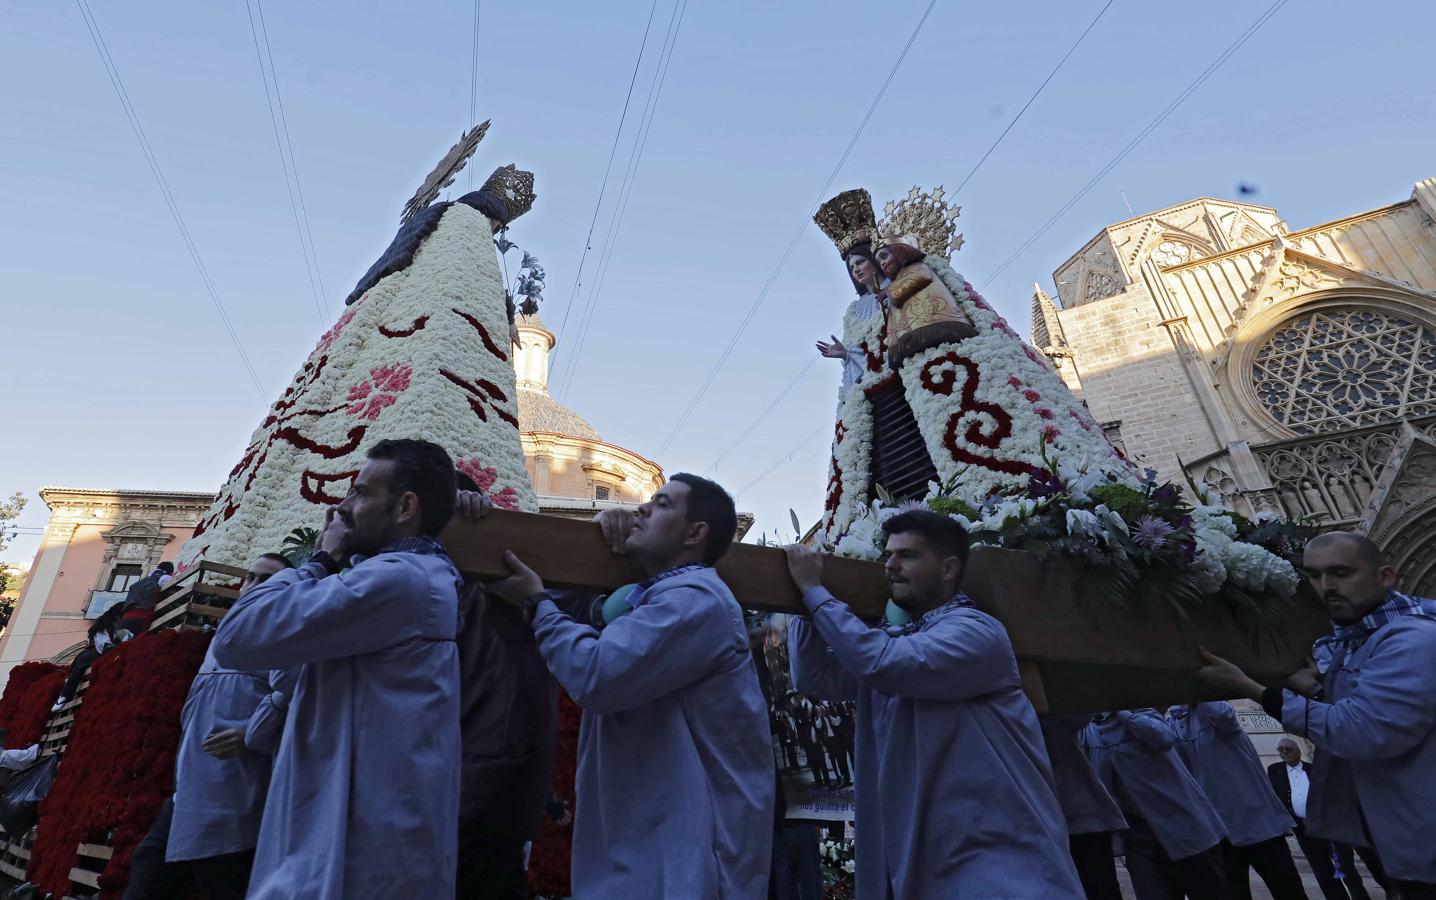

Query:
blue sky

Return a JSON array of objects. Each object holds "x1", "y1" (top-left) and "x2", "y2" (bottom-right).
[{"x1": 4, "y1": 0, "x2": 1434, "y2": 564}]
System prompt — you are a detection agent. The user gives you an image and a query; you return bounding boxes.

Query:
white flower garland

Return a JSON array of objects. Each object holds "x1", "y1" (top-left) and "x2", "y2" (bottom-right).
[{"x1": 180, "y1": 203, "x2": 537, "y2": 569}]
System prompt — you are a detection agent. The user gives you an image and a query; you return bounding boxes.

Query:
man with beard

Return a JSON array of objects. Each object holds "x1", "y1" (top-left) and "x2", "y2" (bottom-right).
[
  {"x1": 213, "y1": 439, "x2": 462, "y2": 900},
  {"x1": 784, "y1": 509, "x2": 1082, "y2": 898},
  {"x1": 491, "y1": 474, "x2": 772, "y2": 899},
  {"x1": 1197, "y1": 531, "x2": 1436, "y2": 898}
]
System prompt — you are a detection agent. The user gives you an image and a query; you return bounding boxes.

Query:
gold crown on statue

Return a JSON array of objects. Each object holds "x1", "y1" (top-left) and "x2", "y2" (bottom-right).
[
  {"x1": 814, "y1": 189, "x2": 880, "y2": 256},
  {"x1": 480, "y1": 164, "x2": 537, "y2": 226},
  {"x1": 879, "y1": 185, "x2": 964, "y2": 259}
]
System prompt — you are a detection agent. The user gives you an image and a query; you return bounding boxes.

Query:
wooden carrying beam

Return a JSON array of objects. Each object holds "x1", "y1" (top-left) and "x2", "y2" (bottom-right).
[{"x1": 441, "y1": 509, "x2": 1331, "y2": 714}]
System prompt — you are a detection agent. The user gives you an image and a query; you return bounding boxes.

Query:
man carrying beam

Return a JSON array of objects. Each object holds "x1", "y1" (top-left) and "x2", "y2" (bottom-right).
[
  {"x1": 782, "y1": 509, "x2": 1083, "y2": 899},
  {"x1": 492, "y1": 475, "x2": 773, "y2": 899},
  {"x1": 1197, "y1": 531, "x2": 1436, "y2": 899}
]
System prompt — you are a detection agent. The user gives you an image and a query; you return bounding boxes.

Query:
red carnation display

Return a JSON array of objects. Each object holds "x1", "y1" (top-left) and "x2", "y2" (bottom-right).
[
  {"x1": 527, "y1": 690, "x2": 580, "y2": 896},
  {"x1": 0, "y1": 661, "x2": 66, "y2": 747},
  {"x1": 28, "y1": 630, "x2": 210, "y2": 899}
]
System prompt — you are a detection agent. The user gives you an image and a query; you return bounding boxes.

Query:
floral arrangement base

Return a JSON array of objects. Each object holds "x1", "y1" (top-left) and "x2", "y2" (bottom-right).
[
  {"x1": 962, "y1": 547, "x2": 1330, "y2": 714},
  {"x1": 29, "y1": 630, "x2": 211, "y2": 899}
]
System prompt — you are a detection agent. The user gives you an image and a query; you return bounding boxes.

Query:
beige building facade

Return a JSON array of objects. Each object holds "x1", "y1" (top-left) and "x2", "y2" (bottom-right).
[
  {"x1": 1032, "y1": 178, "x2": 1436, "y2": 598},
  {"x1": 0, "y1": 488, "x2": 214, "y2": 684}
]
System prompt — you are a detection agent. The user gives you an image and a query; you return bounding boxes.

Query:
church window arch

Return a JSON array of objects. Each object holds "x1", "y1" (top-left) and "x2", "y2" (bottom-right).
[{"x1": 1250, "y1": 304, "x2": 1436, "y2": 434}]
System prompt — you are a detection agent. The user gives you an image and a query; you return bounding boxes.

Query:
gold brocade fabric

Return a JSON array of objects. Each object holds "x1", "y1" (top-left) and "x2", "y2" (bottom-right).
[{"x1": 885, "y1": 262, "x2": 975, "y2": 365}]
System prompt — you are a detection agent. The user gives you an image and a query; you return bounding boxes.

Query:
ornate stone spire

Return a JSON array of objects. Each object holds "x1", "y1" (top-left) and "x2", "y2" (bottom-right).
[{"x1": 1030, "y1": 284, "x2": 1066, "y2": 350}]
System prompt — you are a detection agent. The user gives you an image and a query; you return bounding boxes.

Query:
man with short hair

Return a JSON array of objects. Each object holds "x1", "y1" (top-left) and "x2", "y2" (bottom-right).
[
  {"x1": 1169, "y1": 701, "x2": 1306, "y2": 900},
  {"x1": 124, "y1": 552, "x2": 295, "y2": 900},
  {"x1": 1198, "y1": 531, "x2": 1436, "y2": 898},
  {"x1": 784, "y1": 509, "x2": 1084, "y2": 898},
  {"x1": 213, "y1": 438, "x2": 463, "y2": 900},
  {"x1": 1268, "y1": 737, "x2": 1381, "y2": 900},
  {"x1": 492, "y1": 474, "x2": 773, "y2": 899}
]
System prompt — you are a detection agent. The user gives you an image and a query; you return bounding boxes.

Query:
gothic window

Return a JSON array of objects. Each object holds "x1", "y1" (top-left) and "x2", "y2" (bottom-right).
[
  {"x1": 1251, "y1": 307, "x2": 1436, "y2": 433},
  {"x1": 1151, "y1": 239, "x2": 1201, "y2": 268},
  {"x1": 1084, "y1": 270, "x2": 1123, "y2": 302}
]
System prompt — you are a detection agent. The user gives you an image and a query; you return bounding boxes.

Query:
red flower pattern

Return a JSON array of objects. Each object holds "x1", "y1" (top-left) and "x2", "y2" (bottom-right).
[
  {"x1": 0, "y1": 663, "x2": 66, "y2": 747},
  {"x1": 346, "y1": 363, "x2": 413, "y2": 420},
  {"x1": 28, "y1": 631, "x2": 210, "y2": 899},
  {"x1": 454, "y1": 459, "x2": 521, "y2": 510},
  {"x1": 527, "y1": 691, "x2": 581, "y2": 896}
]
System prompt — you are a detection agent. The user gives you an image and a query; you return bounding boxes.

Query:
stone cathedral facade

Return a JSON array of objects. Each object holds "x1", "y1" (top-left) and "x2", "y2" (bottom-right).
[{"x1": 1030, "y1": 179, "x2": 1436, "y2": 597}]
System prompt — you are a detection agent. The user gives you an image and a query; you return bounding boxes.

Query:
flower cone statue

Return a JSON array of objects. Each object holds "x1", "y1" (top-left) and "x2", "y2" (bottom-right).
[
  {"x1": 814, "y1": 186, "x2": 1136, "y2": 544},
  {"x1": 179, "y1": 162, "x2": 540, "y2": 569}
]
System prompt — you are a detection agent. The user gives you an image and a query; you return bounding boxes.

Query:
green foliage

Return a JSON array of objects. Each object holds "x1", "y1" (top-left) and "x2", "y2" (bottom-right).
[
  {"x1": 927, "y1": 496, "x2": 978, "y2": 519},
  {"x1": 0, "y1": 491, "x2": 27, "y2": 555},
  {"x1": 1088, "y1": 484, "x2": 1147, "y2": 524},
  {"x1": 279, "y1": 527, "x2": 320, "y2": 566}
]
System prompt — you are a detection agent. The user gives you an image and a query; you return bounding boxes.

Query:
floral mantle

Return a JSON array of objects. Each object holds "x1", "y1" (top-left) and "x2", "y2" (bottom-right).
[
  {"x1": 821, "y1": 254, "x2": 1133, "y2": 542},
  {"x1": 29, "y1": 630, "x2": 211, "y2": 899},
  {"x1": 179, "y1": 203, "x2": 538, "y2": 570},
  {"x1": 0, "y1": 662, "x2": 66, "y2": 748}
]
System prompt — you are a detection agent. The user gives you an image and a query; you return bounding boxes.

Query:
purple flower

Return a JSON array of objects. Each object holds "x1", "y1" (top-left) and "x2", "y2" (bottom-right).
[
  {"x1": 1027, "y1": 468, "x2": 1066, "y2": 499},
  {"x1": 1151, "y1": 484, "x2": 1180, "y2": 509},
  {"x1": 1132, "y1": 515, "x2": 1174, "y2": 550}
]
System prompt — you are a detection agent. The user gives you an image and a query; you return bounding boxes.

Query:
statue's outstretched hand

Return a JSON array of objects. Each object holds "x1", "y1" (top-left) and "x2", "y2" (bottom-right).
[{"x1": 816, "y1": 335, "x2": 847, "y2": 360}]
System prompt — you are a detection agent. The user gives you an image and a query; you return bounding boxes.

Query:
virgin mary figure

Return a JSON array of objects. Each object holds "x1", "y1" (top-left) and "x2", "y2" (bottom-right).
[{"x1": 813, "y1": 187, "x2": 1133, "y2": 546}]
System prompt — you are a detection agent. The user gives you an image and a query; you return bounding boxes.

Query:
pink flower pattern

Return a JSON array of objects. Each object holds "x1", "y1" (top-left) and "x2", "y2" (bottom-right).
[
  {"x1": 456, "y1": 458, "x2": 521, "y2": 510},
  {"x1": 345, "y1": 363, "x2": 413, "y2": 420}
]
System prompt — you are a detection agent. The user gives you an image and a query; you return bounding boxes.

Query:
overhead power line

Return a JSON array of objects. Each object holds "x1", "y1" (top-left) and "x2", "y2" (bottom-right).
[
  {"x1": 692, "y1": 0, "x2": 1115, "y2": 479},
  {"x1": 951, "y1": 0, "x2": 1115, "y2": 198},
  {"x1": 704, "y1": 358, "x2": 819, "y2": 474},
  {"x1": 556, "y1": 0, "x2": 688, "y2": 401},
  {"x1": 550, "y1": 0, "x2": 663, "y2": 350},
  {"x1": 652, "y1": 0, "x2": 941, "y2": 460},
  {"x1": 245, "y1": 0, "x2": 330, "y2": 326},
  {"x1": 978, "y1": 0, "x2": 1291, "y2": 288},
  {"x1": 735, "y1": 426, "x2": 826, "y2": 498},
  {"x1": 74, "y1": 0, "x2": 267, "y2": 398}
]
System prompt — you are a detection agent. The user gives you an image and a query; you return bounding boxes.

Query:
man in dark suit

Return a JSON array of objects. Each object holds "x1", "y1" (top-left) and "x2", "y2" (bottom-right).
[{"x1": 1267, "y1": 737, "x2": 1386, "y2": 900}]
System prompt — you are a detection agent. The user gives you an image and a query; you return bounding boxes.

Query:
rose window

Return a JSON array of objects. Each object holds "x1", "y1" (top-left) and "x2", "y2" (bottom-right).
[
  {"x1": 1151, "y1": 239, "x2": 1200, "y2": 268},
  {"x1": 1251, "y1": 308, "x2": 1436, "y2": 433}
]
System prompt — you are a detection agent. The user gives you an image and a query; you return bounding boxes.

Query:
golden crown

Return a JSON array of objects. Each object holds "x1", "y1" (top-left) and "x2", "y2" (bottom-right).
[
  {"x1": 814, "y1": 189, "x2": 880, "y2": 256},
  {"x1": 478, "y1": 164, "x2": 537, "y2": 226},
  {"x1": 879, "y1": 185, "x2": 964, "y2": 259}
]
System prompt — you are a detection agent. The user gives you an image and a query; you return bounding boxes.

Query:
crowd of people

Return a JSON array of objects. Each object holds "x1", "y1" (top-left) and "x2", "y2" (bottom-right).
[{"x1": 57, "y1": 436, "x2": 1429, "y2": 900}]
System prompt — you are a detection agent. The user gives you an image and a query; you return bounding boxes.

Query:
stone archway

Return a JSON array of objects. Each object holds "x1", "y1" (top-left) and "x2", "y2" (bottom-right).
[{"x1": 1380, "y1": 502, "x2": 1436, "y2": 598}]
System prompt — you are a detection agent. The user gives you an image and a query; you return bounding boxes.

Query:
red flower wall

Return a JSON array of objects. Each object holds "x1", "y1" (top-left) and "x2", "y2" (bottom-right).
[
  {"x1": 29, "y1": 630, "x2": 210, "y2": 899},
  {"x1": 0, "y1": 662, "x2": 66, "y2": 748},
  {"x1": 527, "y1": 690, "x2": 580, "y2": 896}
]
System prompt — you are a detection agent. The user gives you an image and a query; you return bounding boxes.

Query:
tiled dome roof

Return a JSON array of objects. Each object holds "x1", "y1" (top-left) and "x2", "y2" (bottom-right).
[{"x1": 517, "y1": 387, "x2": 601, "y2": 440}]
